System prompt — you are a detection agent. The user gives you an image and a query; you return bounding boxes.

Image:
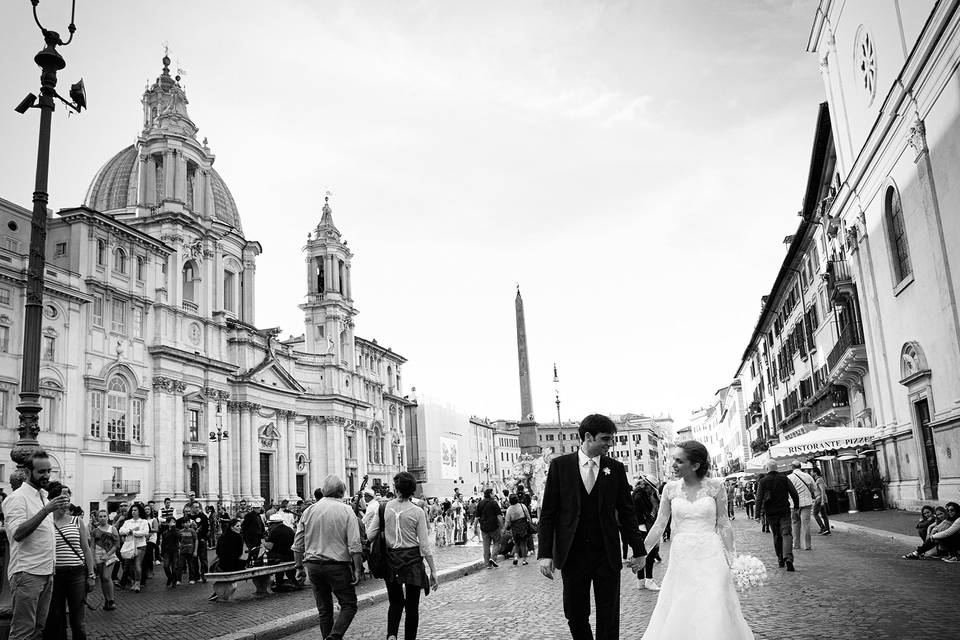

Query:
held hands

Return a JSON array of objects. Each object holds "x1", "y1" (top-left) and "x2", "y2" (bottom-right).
[
  {"x1": 626, "y1": 555, "x2": 645, "y2": 574},
  {"x1": 295, "y1": 566, "x2": 306, "y2": 584},
  {"x1": 538, "y1": 558, "x2": 555, "y2": 580},
  {"x1": 44, "y1": 495, "x2": 70, "y2": 514}
]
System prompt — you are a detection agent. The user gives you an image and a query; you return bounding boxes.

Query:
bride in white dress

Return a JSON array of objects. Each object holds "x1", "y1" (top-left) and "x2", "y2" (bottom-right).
[{"x1": 641, "y1": 440, "x2": 755, "y2": 640}]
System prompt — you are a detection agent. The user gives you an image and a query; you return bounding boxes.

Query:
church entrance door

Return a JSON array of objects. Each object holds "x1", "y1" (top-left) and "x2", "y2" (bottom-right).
[{"x1": 260, "y1": 453, "x2": 272, "y2": 503}]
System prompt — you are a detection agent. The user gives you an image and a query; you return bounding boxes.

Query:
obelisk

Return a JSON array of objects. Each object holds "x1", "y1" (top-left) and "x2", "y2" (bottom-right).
[{"x1": 515, "y1": 287, "x2": 540, "y2": 454}]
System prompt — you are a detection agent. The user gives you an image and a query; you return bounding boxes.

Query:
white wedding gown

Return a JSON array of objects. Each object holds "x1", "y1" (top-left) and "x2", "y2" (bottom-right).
[{"x1": 641, "y1": 477, "x2": 754, "y2": 640}]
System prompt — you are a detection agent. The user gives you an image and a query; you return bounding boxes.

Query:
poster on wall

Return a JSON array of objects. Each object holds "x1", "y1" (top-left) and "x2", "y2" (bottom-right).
[{"x1": 440, "y1": 437, "x2": 459, "y2": 480}]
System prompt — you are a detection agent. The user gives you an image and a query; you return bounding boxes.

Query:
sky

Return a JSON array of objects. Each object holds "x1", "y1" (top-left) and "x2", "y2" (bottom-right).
[{"x1": 0, "y1": 0, "x2": 825, "y2": 426}]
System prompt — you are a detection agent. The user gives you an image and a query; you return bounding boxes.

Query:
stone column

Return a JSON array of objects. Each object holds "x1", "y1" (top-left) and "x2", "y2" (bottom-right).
[
  {"x1": 175, "y1": 150, "x2": 187, "y2": 203},
  {"x1": 324, "y1": 255, "x2": 333, "y2": 292},
  {"x1": 345, "y1": 264, "x2": 352, "y2": 299},
  {"x1": 286, "y1": 411, "x2": 297, "y2": 500},
  {"x1": 203, "y1": 170, "x2": 215, "y2": 220},
  {"x1": 326, "y1": 420, "x2": 345, "y2": 481},
  {"x1": 172, "y1": 382, "x2": 187, "y2": 499},
  {"x1": 164, "y1": 150, "x2": 175, "y2": 200},
  {"x1": 277, "y1": 410, "x2": 291, "y2": 499},
  {"x1": 151, "y1": 377, "x2": 178, "y2": 497},
  {"x1": 248, "y1": 403, "x2": 262, "y2": 501},
  {"x1": 306, "y1": 258, "x2": 316, "y2": 295},
  {"x1": 308, "y1": 416, "x2": 324, "y2": 492},
  {"x1": 137, "y1": 154, "x2": 148, "y2": 206},
  {"x1": 239, "y1": 404, "x2": 252, "y2": 498},
  {"x1": 145, "y1": 155, "x2": 157, "y2": 207},
  {"x1": 242, "y1": 259, "x2": 257, "y2": 325},
  {"x1": 228, "y1": 402, "x2": 241, "y2": 502}
]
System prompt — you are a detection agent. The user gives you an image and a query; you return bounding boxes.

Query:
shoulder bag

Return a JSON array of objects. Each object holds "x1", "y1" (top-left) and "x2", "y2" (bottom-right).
[{"x1": 367, "y1": 501, "x2": 389, "y2": 579}]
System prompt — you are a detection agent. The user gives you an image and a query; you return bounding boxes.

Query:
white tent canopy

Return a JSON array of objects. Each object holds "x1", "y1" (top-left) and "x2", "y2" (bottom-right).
[{"x1": 768, "y1": 427, "x2": 878, "y2": 459}]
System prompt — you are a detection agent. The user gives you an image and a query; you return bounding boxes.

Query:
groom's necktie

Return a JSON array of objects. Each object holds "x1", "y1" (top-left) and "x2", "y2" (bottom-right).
[{"x1": 584, "y1": 459, "x2": 597, "y2": 494}]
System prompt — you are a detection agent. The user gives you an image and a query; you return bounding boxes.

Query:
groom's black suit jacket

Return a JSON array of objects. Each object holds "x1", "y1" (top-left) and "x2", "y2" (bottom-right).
[{"x1": 537, "y1": 452, "x2": 646, "y2": 572}]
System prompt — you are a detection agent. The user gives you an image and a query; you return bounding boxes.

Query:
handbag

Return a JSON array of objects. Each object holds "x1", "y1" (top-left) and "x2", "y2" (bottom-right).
[
  {"x1": 367, "y1": 502, "x2": 388, "y2": 579},
  {"x1": 120, "y1": 537, "x2": 137, "y2": 560}
]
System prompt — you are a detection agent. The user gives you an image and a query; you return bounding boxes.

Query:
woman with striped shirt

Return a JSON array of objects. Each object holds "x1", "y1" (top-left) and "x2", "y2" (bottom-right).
[{"x1": 44, "y1": 481, "x2": 95, "y2": 640}]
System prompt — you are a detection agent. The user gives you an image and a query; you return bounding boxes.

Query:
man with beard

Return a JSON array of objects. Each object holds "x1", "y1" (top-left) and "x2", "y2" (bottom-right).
[{"x1": 3, "y1": 451, "x2": 70, "y2": 640}]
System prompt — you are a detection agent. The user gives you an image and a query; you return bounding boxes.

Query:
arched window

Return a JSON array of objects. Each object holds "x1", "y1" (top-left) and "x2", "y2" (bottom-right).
[
  {"x1": 38, "y1": 380, "x2": 62, "y2": 432},
  {"x1": 96, "y1": 239, "x2": 106, "y2": 267},
  {"x1": 113, "y1": 248, "x2": 127, "y2": 275},
  {"x1": 136, "y1": 256, "x2": 145, "y2": 281},
  {"x1": 106, "y1": 376, "x2": 128, "y2": 442},
  {"x1": 885, "y1": 186, "x2": 912, "y2": 284},
  {"x1": 182, "y1": 260, "x2": 199, "y2": 303},
  {"x1": 367, "y1": 431, "x2": 375, "y2": 464},
  {"x1": 387, "y1": 365, "x2": 393, "y2": 391},
  {"x1": 223, "y1": 269, "x2": 236, "y2": 312}
]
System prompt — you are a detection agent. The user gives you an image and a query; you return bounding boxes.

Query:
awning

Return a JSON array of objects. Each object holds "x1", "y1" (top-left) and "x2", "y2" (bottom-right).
[
  {"x1": 724, "y1": 471, "x2": 753, "y2": 480},
  {"x1": 744, "y1": 452, "x2": 770, "y2": 473},
  {"x1": 768, "y1": 427, "x2": 878, "y2": 459}
]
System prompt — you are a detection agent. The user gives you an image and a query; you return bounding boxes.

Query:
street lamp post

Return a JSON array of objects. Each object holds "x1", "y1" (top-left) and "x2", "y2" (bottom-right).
[
  {"x1": 209, "y1": 401, "x2": 229, "y2": 507},
  {"x1": 10, "y1": 0, "x2": 84, "y2": 488}
]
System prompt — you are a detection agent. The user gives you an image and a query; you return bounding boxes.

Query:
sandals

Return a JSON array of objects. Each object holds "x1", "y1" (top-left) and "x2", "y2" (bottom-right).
[{"x1": 903, "y1": 551, "x2": 920, "y2": 559}]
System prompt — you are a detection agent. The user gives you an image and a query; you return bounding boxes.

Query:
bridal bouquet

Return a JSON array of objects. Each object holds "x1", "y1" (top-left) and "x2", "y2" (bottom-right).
[{"x1": 729, "y1": 554, "x2": 767, "y2": 591}]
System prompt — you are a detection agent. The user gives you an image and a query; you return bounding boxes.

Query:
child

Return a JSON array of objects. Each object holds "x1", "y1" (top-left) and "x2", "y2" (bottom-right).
[
  {"x1": 434, "y1": 515, "x2": 447, "y2": 547},
  {"x1": 178, "y1": 519, "x2": 200, "y2": 583},
  {"x1": 160, "y1": 516, "x2": 181, "y2": 587}
]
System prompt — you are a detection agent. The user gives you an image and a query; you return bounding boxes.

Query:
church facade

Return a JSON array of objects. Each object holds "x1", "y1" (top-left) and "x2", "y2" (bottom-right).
[{"x1": 0, "y1": 56, "x2": 409, "y2": 510}]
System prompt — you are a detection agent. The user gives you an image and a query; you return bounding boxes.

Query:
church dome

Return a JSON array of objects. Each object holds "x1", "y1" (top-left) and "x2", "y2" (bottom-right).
[
  {"x1": 84, "y1": 145, "x2": 244, "y2": 234},
  {"x1": 82, "y1": 55, "x2": 244, "y2": 235}
]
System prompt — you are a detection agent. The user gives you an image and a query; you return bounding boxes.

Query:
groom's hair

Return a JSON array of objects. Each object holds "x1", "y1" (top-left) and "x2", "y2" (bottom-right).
[{"x1": 578, "y1": 414, "x2": 617, "y2": 441}]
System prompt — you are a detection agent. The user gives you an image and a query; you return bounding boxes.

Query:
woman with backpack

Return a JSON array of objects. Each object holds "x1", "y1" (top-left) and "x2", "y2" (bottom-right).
[
  {"x1": 366, "y1": 471, "x2": 438, "y2": 640},
  {"x1": 504, "y1": 494, "x2": 533, "y2": 565}
]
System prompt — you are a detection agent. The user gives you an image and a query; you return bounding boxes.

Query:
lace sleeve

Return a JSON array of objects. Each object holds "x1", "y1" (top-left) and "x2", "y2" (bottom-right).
[
  {"x1": 643, "y1": 482, "x2": 672, "y2": 549},
  {"x1": 713, "y1": 479, "x2": 735, "y2": 557}
]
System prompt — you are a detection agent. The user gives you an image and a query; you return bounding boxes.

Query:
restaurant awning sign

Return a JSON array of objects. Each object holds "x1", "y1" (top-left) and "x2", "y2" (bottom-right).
[{"x1": 769, "y1": 427, "x2": 878, "y2": 458}]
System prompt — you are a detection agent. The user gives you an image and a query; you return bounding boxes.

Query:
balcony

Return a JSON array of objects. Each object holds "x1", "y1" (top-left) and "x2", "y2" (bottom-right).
[
  {"x1": 827, "y1": 323, "x2": 868, "y2": 388},
  {"x1": 808, "y1": 384, "x2": 851, "y2": 427},
  {"x1": 109, "y1": 440, "x2": 132, "y2": 454},
  {"x1": 825, "y1": 260, "x2": 856, "y2": 303},
  {"x1": 103, "y1": 479, "x2": 140, "y2": 495}
]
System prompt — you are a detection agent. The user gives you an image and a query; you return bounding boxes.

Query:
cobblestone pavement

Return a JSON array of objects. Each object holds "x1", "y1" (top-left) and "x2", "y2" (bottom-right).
[
  {"x1": 285, "y1": 510, "x2": 960, "y2": 640},
  {"x1": 831, "y1": 508, "x2": 919, "y2": 537},
  {"x1": 87, "y1": 543, "x2": 480, "y2": 640}
]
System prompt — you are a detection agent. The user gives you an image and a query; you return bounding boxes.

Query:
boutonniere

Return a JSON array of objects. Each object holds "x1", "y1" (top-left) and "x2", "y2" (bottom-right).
[{"x1": 602, "y1": 467, "x2": 611, "y2": 476}]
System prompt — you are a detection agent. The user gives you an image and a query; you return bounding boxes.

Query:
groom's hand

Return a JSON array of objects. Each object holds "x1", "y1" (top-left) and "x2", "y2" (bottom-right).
[
  {"x1": 538, "y1": 558, "x2": 554, "y2": 580},
  {"x1": 626, "y1": 556, "x2": 645, "y2": 573}
]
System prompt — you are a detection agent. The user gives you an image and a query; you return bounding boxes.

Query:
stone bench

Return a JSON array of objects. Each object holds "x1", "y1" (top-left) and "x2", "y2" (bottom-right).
[{"x1": 206, "y1": 561, "x2": 297, "y2": 602}]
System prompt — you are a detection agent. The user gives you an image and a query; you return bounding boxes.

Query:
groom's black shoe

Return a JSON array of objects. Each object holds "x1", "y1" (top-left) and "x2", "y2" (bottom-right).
[
  {"x1": 785, "y1": 560, "x2": 795, "y2": 572},
  {"x1": 778, "y1": 558, "x2": 785, "y2": 568}
]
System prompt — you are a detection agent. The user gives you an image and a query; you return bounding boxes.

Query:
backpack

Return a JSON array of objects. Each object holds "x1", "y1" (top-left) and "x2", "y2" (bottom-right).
[{"x1": 367, "y1": 502, "x2": 389, "y2": 579}]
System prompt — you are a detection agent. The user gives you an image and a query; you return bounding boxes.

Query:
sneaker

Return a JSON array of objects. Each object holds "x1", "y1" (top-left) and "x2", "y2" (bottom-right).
[
  {"x1": 104, "y1": 601, "x2": 116, "y2": 611},
  {"x1": 488, "y1": 560, "x2": 499, "y2": 568},
  {"x1": 778, "y1": 558, "x2": 785, "y2": 568},
  {"x1": 943, "y1": 556, "x2": 959, "y2": 563},
  {"x1": 189, "y1": 580, "x2": 196, "y2": 585},
  {"x1": 522, "y1": 561, "x2": 529, "y2": 566},
  {"x1": 643, "y1": 578, "x2": 660, "y2": 591},
  {"x1": 785, "y1": 561, "x2": 795, "y2": 572},
  {"x1": 513, "y1": 559, "x2": 518, "y2": 566},
  {"x1": 821, "y1": 530, "x2": 831, "y2": 536}
]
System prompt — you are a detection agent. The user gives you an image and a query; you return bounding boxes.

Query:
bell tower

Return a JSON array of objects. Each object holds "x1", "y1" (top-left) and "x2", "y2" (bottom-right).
[{"x1": 301, "y1": 193, "x2": 356, "y2": 363}]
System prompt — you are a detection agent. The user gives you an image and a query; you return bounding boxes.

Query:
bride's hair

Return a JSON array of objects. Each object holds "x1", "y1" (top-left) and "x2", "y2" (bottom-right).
[{"x1": 676, "y1": 440, "x2": 710, "y2": 478}]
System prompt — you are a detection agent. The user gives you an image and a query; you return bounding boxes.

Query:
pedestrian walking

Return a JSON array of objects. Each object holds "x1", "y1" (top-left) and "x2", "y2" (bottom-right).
[
  {"x1": 743, "y1": 483, "x2": 756, "y2": 520},
  {"x1": 366, "y1": 471, "x2": 438, "y2": 640},
  {"x1": 159, "y1": 516, "x2": 181, "y2": 587},
  {"x1": 118, "y1": 504, "x2": 150, "y2": 592},
  {"x1": 810, "y1": 468, "x2": 831, "y2": 535},
  {"x1": 757, "y1": 460, "x2": 800, "y2": 571},
  {"x1": 43, "y1": 481, "x2": 95, "y2": 640},
  {"x1": 3, "y1": 451, "x2": 69, "y2": 640},
  {"x1": 504, "y1": 494, "x2": 533, "y2": 566},
  {"x1": 788, "y1": 462, "x2": 817, "y2": 550},
  {"x1": 475, "y1": 488, "x2": 503, "y2": 568},
  {"x1": 632, "y1": 477, "x2": 661, "y2": 591},
  {"x1": 90, "y1": 509, "x2": 119, "y2": 610},
  {"x1": 294, "y1": 475, "x2": 364, "y2": 640}
]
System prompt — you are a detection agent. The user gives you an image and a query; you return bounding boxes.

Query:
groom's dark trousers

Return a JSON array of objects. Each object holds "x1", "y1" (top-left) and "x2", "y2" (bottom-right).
[{"x1": 561, "y1": 480, "x2": 619, "y2": 640}]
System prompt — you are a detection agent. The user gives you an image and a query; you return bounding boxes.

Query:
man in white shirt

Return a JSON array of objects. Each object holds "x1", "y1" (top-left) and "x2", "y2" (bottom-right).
[
  {"x1": 788, "y1": 461, "x2": 817, "y2": 551},
  {"x1": 3, "y1": 451, "x2": 70, "y2": 640},
  {"x1": 361, "y1": 489, "x2": 379, "y2": 530},
  {"x1": 293, "y1": 475, "x2": 363, "y2": 640}
]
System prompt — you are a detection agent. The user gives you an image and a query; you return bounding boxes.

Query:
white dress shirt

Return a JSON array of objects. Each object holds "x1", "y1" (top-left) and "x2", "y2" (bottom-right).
[
  {"x1": 577, "y1": 448, "x2": 600, "y2": 492},
  {"x1": 3, "y1": 483, "x2": 55, "y2": 578}
]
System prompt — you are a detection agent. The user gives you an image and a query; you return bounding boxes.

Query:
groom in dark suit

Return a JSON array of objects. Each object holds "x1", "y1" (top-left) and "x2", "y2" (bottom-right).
[{"x1": 538, "y1": 414, "x2": 646, "y2": 640}]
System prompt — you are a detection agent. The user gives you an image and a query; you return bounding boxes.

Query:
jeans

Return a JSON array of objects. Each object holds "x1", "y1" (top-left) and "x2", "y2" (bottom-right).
[
  {"x1": 196, "y1": 540, "x2": 209, "y2": 576},
  {"x1": 163, "y1": 553, "x2": 182, "y2": 584},
  {"x1": 10, "y1": 572, "x2": 54, "y2": 640},
  {"x1": 43, "y1": 566, "x2": 87, "y2": 640},
  {"x1": 386, "y1": 581, "x2": 422, "y2": 640},
  {"x1": 813, "y1": 499, "x2": 830, "y2": 532},
  {"x1": 481, "y1": 529, "x2": 500, "y2": 564},
  {"x1": 306, "y1": 562, "x2": 358, "y2": 640},
  {"x1": 766, "y1": 513, "x2": 794, "y2": 563},
  {"x1": 179, "y1": 553, "x2": 199, "y2": 581},
  {"x1": 792, "y1": 506, "x2": 813, "y2": 550}
]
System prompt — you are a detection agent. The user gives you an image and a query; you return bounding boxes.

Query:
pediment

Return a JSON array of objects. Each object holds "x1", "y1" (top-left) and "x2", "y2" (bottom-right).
[{"x1": 241, "y1": 359, "x2": 306, "y2": 394}]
